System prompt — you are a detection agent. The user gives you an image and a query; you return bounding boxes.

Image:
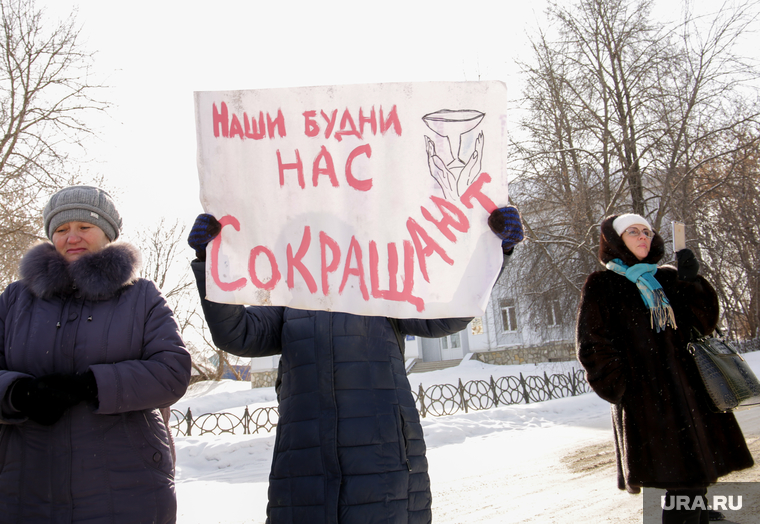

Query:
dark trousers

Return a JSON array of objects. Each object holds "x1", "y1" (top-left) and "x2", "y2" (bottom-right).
[{"x1": 662, "y1": 488, "x2": 709, "y2": 524}]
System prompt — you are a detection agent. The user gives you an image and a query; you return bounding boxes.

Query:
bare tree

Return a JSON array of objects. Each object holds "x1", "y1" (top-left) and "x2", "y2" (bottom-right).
[
  {"x1": 132, "y1": 218, "x2": 247, "y2": 383},
  {"x1": 505, "y1": 0, "x2": 760, "y2": 336},
  {"x1": 694, "y1": 132, "x2": 760, "y2": 338},
  {"x1": 0, "y1": 0, "x2": 105, "y2": 287},
  {"x1": 135, "y1": 218, "x2": 195, "y2": 323}
]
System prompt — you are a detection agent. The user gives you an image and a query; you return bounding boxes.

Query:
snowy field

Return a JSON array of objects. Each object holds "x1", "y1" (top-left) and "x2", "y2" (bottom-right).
[{"x1": 172, "y1": 354, "x2": 760, "y2": 523}]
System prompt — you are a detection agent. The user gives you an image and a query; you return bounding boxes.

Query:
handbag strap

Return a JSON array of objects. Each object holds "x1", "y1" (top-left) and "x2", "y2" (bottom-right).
[
  {"x1": 690, "y1": 326, "x2": 744, "y2": 360},
  {"x1": 691, "y1": 326, "x2": 724, "y2": 340},
  {"x1": 690, "y1": 326, "x2": 705, "y2": 341}
]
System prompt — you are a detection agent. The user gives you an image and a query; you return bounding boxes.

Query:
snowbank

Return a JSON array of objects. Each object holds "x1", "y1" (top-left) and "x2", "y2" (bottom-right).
[{"x1": 173, "y1": 351, "x2": 760, "y2": 523}]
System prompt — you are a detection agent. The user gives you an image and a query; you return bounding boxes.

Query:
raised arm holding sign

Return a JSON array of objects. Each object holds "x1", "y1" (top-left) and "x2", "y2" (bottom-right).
[
  {"x1": 190, "y1": 81, "x2": 523, "y2": 524},
  {"x1": 195, "y1": 81, "x2": 510, "y2": 318}
]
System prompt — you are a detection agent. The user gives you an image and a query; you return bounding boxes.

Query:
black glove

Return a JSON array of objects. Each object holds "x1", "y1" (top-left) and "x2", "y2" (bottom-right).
[
  {"x1": 488, "y1": 206, "x2": 524, "y2": 254},
  {"x1": 188, "y1": 214, "x2": 222, "y2": 261},
  {"x1": 676, "y1": 248, "x2": 699, "y2": 281},
  {"x1": 8, "y1": 372, "x2": 98, "y2": 426},
  {"x1": 43, "y1": 371, "x2": 99, "y2": 404}
]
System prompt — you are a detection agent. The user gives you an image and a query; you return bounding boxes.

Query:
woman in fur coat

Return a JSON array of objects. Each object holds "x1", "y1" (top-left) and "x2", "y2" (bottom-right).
[
  {"x1": 0, "y1": 186, "x2": 192, "y2": 523},
  {"x1": 576, "y1": 214, "x2": 753, "y2": 524}
]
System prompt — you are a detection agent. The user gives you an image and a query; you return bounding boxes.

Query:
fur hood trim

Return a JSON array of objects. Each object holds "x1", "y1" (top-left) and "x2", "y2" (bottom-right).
[
  {"x1": 19, "y1": 242, "x2": 141, "y2": 300},
  {"x1": 598, "y1": 215, "x2": 665, "y2": 266}
]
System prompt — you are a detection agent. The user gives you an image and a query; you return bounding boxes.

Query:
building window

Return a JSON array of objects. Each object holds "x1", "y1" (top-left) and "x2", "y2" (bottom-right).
[
  {"x1": 440, "y1": 332, "x2": 461, "y2": 350},
  {"x1": 547, "y1": 300, "x2": 561, "y2": 327},
  {"x1": 500, "y1": 299, "x2": 518, "y2": 333}
]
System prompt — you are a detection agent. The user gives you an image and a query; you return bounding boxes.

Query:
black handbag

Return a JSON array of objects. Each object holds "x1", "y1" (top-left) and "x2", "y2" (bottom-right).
[{"x1": 687, "y1": 328, "x2": 760, "y2": 412}]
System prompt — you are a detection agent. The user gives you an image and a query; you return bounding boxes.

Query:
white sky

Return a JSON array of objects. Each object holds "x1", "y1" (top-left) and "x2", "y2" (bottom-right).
[
  {"x1": 35, "y1": 0, "x2": 755, "y2": 242},
  {"x1": 37, "y1": 0, "x2": 548, "y2": 237}
]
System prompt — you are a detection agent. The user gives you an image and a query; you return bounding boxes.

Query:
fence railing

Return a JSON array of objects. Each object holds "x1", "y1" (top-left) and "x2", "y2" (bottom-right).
[
  {"x1": 737, "y1": 338, "x2": 760, "y2": 354},
  {"x1": 169, "y1": 368, "x2": 590, "y2": 437},
  {"x1": 415, "y1": 369, "x2": 590, "y2": 417},
  {"x1": 170, "y1": 406, "x2": 279, "y2": 437}
]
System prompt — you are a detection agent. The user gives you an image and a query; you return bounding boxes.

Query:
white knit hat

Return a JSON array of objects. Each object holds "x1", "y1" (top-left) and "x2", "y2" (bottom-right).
[{"x1": 612, "y1": 214, "x2": 652, "y2": 236}]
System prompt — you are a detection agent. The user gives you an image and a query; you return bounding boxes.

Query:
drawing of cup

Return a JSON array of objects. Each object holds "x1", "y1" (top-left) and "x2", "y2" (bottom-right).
[{"x1": 422, "y1": 109, "x2": 485, "y2": 170}]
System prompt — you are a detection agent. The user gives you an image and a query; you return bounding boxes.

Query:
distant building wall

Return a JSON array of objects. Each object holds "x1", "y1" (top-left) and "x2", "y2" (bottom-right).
[
  {"x1": 473, "y1": 341, "x2": 576, "y2": 366},
  {"x1": 250, "y1": 370, "x2": 278, "y2": 389}
]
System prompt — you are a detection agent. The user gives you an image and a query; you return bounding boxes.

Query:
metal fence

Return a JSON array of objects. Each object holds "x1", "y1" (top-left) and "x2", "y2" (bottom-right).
[
  {"x1": 737, "y1": 338, "x2": 760, "y2": 354},
  {"x1": 415, "y1": 369, "x2": 590, "y2": 418},
  {"x1": 169, "y1": 406, "x2": 279, "y2": 437},
  {"x1": 169, "y1": 368, "x2": 591, "y2": 437}
]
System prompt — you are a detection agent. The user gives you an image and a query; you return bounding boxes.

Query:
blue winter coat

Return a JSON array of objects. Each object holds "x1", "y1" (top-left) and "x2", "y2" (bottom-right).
[
  {"x1": 192, "y1": 261, "x2": 471, "y2": 524},
  {"x1": 0, "y1": 242, "x2": 192, "y2": 523}
]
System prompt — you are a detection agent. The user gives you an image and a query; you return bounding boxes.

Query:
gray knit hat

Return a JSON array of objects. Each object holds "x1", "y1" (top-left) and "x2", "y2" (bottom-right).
[{"x1": 43, "y1": 186, "x2": 122, "y2": 241}]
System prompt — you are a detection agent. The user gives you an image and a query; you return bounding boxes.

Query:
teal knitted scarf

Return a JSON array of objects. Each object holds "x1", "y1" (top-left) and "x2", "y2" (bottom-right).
[{"x1": 606, "y1": 258, "x2": 677, "y2": 333}]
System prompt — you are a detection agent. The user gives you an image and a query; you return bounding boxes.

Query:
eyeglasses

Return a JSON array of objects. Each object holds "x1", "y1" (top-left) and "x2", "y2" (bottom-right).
[{"x1": 623, "y1": 227, "x2": 655, "y2": 239}]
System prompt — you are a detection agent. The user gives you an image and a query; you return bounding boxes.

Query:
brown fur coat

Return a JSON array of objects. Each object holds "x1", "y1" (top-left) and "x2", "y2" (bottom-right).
[{"x1": 576, "y1": 215, "x2": 753, "y2": 492}]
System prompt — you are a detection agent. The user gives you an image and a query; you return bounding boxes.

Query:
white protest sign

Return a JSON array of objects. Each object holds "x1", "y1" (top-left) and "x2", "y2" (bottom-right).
[{"x1": 195, "y1": 81, "x2": 508, "y2": 318}]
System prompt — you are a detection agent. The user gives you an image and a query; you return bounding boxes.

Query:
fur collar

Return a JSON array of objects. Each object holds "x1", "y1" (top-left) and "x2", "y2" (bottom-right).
[
  {"x1": 19, "y1": 242, "x2": 141, "y2": 300},
  {"x1": 598, "y1": 214, "x2": 665, "y2": 266}
]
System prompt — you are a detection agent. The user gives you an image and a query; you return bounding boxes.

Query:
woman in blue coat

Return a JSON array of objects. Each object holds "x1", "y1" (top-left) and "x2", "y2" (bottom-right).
[
  {"x1": 188, "y1": 208, "x2": 523, "y2": 524},
  {"x1": 0, "y1": 186, "x2": 192, "y2": 523}
]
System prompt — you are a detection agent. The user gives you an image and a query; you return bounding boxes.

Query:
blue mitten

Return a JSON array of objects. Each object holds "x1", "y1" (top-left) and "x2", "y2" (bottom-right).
[
  {"x1": 488, "y1": 207, "x2": 524, "y2": 253},
  {"x1": 188, "y1": 214, "x2": 222, "y2": 261}
]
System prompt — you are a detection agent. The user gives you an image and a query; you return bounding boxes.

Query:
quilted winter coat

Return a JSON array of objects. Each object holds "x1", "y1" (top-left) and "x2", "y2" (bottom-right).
[
  {"x1": 0, "y1": 242, "x2": 192, "y2": 523},
  {"x1": 192, "y1": 260, "x2": 471, "y2": 524},
  {"x1": 576, "y1": 216, "x2": 753, "y2": 492}
]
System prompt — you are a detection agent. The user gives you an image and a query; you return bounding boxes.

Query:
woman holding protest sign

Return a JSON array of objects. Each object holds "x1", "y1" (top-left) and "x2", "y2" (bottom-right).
[
  {"x1": 576, "y1": 214, "x2": 753, "y2": 524},
  {"x1": 187, "y1": 206, "x2": 523, "y2": 524},
  {"x1": 0, "y1": 186, "x2": 191, "y2": 523}
]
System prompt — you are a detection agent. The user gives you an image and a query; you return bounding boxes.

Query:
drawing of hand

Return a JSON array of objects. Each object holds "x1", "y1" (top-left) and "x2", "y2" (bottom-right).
[
  {"x1": 459, "y1": 131, "x2": 484, "y2": 194},
  {"x1": 426, "y1": 136, "x2": 458, "y2": 200}
]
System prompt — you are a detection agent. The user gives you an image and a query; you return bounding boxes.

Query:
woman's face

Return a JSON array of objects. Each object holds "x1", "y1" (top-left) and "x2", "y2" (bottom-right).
[
  {"x1": 621, "y1": 223, "x2": 653, "y2": 261},
  {"x1": 52, "y1": 221, "x2": 110, "y2": 262}
]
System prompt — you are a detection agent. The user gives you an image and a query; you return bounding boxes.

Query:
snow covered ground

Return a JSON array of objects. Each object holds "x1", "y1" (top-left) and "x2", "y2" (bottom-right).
[{"x1": 172, "y1": 355, "x2": 760, "y2": 523}]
